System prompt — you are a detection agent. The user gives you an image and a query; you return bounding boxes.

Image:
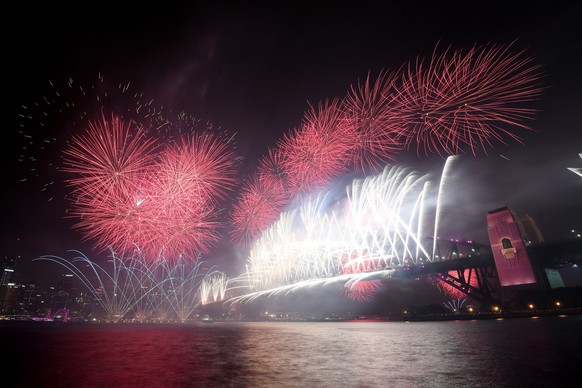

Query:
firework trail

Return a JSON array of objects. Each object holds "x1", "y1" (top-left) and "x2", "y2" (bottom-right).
[
  {"x1": 238, "y1": 162, "x2": 435, "y2": 293},
  {"x1": 33, "y1": 249, "x2": 216, "y2": 322},
  {"x1": 394, "y1": 42, "x2": 545, "y2": 156},
  {"x1": 200, "y1": 272, "x2": 229, "y2": 304},
  {"x1": 432, "y1": 155, "x2": 459, "y2": 259},
  {"x1": 340, "y1": 68, "x2": 404, "y2": 173},
  {"x1": 443, "y1": 297, "x2": 467, "y2": 313}
]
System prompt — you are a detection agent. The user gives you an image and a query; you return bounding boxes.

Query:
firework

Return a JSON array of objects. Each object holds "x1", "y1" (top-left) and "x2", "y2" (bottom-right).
[
  {"x1": 343, "y1": 279, "x2": 381, "y2": 302},
  {"x1": 340, "y1": 69, "x2": 404, "y2": 172},
  {"x1": 152, "y1": 132, "x2": 238, "y2": 205},
  {"x1": 238, "y1": 162, "x2": 435, "y2": 293},
  {"x1": 278, "y1": 98, "x2": 353, "y2": 200},
  {"x1": 229, "y1": 42, "x2": 544, "y2": 250},
  {"x1": 443, "y1": 297, "x2": 467, "y2": 313},
  {"x1": 62, "y1": 113, "x2": 238, "y2": 261},
  {"x1": 16, "y1": 74, "x2": 164, "y2": 199},
  {"x1": 229, "y1": 173, "x2": 289, "y2": 248},
  {"x1": 221, "y1": 156, "x2": 495, "y2": 306},
  {"x1": 394, "y1": 42, "x2": 544, "y2": 156},
  {"x1": 256, "y1": 146, "x2": 290, "y2": 199},
  {"x1": 33, "y1": 250, "x2": 217, "y2": 322},
  {"x1": 145, "y1": 132, "x2": 238, "y2": 257},
  {"x1": 200, "y1": 272, "x2": 229, "y2": 304},
  {"x1": 62, "y1": 113, "x2": 158, "y2": 256}
]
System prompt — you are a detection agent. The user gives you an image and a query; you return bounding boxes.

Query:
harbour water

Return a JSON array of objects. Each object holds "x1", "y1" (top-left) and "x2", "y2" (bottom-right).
[{"x1": 2, "y1": 315, "x2": 581, "y2": 387}]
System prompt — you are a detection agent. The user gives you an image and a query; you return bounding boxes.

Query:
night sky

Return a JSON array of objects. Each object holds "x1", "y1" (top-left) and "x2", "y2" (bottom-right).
[{"x1": 4, "y1": 2, "x2": 581, "y2": 288}]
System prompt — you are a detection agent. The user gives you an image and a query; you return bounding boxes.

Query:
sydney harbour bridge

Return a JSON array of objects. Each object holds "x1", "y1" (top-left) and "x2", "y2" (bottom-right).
[
  {"x1": 209, "y1": 229, "x2": 582, "y2": 312},
  {"x1": 201, "y1": 160, "x2": 582, "y2": 314},
  {"x1": 23, "y1": 41, "x2": 581, "y2": 322},
  {"x1": 32, "y1": 159, "x2": 581, "y2": 322}
]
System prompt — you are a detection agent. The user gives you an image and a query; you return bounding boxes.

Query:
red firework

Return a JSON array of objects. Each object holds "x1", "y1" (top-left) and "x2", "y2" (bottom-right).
[
  {"x1": 229, "y1": 173, "x2": 289, "y2": 247},
  {"x1": 62, "y1": 113, "x2": 238, "y2": 261},
  {"x1": 278, "y1": 98, "x2": 353, "y2": 201},
  {"x1": 62, "y1": 113, "x2": 158, "y2": 255},
  {"x1": 144, "y1": 133, "x2": 237, "y2": 258},
  {"x1": 394, "y1": 42, "x2": 545, "y2": 156},
  {"x1": 343, "y1": 280, "x2": 381, "y2": 302},
  {"x1": 256, "y1": 147, "x2": 289, "y2": 199},
  {"x1": 151, "y1": 133, "x2": 238, "y2": 206},
  {"x1": 66, "y1": 186, "x2": 156, "y2": 257},
  {"x1": 62, "y1": 112, "x2": 158, "y2": 199},
  {"x1": 340, "y1": 69, "x2": 405, "y2": 172},
  {"x1": 228, "y1": 42, "x2": 545, "y2": 244}
]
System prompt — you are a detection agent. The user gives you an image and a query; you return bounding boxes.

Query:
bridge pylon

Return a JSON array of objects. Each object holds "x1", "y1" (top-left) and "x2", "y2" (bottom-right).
[{"x1": 487, "y1": 207, "x2": 544, "y2": 304}]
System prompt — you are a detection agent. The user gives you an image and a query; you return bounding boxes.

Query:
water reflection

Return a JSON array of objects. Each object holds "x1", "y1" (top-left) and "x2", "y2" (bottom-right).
[{"x1": 2, "y1": 316, "x2": 580, "y2": 387}]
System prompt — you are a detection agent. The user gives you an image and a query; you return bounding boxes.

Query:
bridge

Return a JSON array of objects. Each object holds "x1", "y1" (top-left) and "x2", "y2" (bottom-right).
[
  {"x1": 389, "y1": 237, "x2": 582, "y2": 305},
  {"x1": 218, "y1": 207, "x2": 582, "y2": 311}
]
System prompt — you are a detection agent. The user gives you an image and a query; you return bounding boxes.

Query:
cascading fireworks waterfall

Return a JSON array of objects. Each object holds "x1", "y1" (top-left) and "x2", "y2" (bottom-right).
[{"x1": 224, "y1": 157, "x2": 458, "y2": 303}]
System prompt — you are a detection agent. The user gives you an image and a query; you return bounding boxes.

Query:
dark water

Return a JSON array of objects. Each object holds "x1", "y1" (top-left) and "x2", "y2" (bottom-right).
[{"x1": 2, "y1": 316, "x2": 581, "y2": 387}]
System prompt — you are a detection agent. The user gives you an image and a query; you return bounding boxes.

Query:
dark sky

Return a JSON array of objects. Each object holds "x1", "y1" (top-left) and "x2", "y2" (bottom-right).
[{"x1": 4, "y1": 2, "x2": 582, "y2": 287}]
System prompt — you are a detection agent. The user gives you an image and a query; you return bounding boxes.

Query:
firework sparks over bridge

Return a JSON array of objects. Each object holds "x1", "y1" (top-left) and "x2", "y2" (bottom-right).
[{"x1": 11, "y1": 40, "x2": 553, "y2": 313}]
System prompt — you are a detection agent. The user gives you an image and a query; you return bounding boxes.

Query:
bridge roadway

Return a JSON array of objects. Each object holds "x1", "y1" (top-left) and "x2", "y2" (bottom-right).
[
  {"x1": 219, "y1": 239, "x2": 581, "y2": 307},
  {"x1": 387, "y1": 238, "x2": 582, "y2": 303}
]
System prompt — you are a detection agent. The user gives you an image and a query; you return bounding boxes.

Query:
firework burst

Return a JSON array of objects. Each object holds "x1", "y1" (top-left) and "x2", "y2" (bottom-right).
[
  {"x1": 343, "y1": 279, "x2": 381, "y2": 302},
  {"x1": 278, "y1": 98, "x2": 353, "y2": 201},
  {"x1": 340, "y1": 69, "x2": 404, "y2": 172},
  {"x1": 16, "y1": 74, "x2": 163, "y2": 199},
  {"x1": 62, "y1": 112, "x2": 239, "y2": 262},
  {"x1": 230, "y1": 42, "x2": 544, "y2": 250},
  {"x1": 395, "y1": 41, "x2": 545, "y2": 156},
  {"x1": 229, "y1": 173, "x2": 289, "y2": 248}
]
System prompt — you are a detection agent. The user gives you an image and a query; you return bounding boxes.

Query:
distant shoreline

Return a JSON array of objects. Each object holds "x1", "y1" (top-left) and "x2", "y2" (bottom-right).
[
  {"x1": 2, "y1": 308, "x2": 581, "y2": 324},
  {"x1": 402, "y1": 308, "x2": 582, "y2": 322}
]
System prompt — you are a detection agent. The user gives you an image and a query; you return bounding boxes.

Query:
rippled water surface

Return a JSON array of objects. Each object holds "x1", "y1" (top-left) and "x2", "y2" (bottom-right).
[{"x1": 2, "y1": 316, "x2": 581, "y2": 387}]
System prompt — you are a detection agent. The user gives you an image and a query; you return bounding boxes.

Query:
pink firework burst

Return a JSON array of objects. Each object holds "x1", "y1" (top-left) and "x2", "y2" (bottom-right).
[
  {"x1": 343, "y1": 280, "x2": 381, "y2": 303},
  {"x1": 16, "y1": 74, "x2": 167, "y2": 202},
  {"x1": 62, "y1": 112, "x2": 158, "y2": 200},
  {"x1": 340, "y1": 69, "x2": 405, "y2": 173},
  {"x1": 66, "y1": 186, "x2": 155, "y2": 257},
  {"x1": 145, "y1": 133, "x2": 237, "y2": 258},
  {"x1": 229, "y1": 173, "x2": 289, "y2": 248},
  {"x1": 151, "y1": 133, "x2": 238, "y2": 206},
  {"x1": 256, "y1": 146, "x2": 290, "y2": 199},
  {"x1": 62, "y1": 113, "x2": 158, "y2": 255},
  {"x1": 394, "y1": 41, "x2": 545, "y2": 157},
  {"x1": 278, "y1": 98, "x2": 353, "y2": 201},
  {"x1": 62, "y1": 113, "x2": 238, "y2": 262}
]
